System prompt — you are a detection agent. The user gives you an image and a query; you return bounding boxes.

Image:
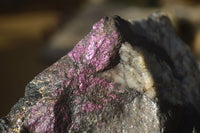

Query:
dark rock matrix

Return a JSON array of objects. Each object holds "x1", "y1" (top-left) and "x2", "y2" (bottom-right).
[{"x1": 1, "y1": 13, "x2": 200, "y2": 133}]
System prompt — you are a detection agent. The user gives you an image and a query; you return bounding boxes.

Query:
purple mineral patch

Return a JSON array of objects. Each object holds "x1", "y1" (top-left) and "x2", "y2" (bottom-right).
[
  {"x1": 25, "y1": 17, "x2": 122, "y2": 132},
  {"x1": 68, "y1": 18, "x2": 120, "y2": 72},
  {"x1": 2, "y1": 14, "x2": 200, "y2": 133},
  {"x1": 52, "y1": 17, "x2": 123, "y2": 131},
  {"x1": 24, "y1": 17, "x2": 122, "y2": 132}
]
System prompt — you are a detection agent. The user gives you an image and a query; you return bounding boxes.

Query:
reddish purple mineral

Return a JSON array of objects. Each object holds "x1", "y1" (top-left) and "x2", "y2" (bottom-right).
[
  {"x1": 1, "y1": 17, "x2": 124, "y2": 133},
  {"x1": 1, "y1": 14, "x2": 200, "y2": 133}
]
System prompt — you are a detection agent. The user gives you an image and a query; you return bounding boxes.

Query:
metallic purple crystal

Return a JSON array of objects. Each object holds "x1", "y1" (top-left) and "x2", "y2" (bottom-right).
[
  {"x1": 24, "y1": 17, "x2": 122, "y2": 132},
  {"x1": 2, "y1": 14, "x2": 200, "y2": 133},
  {"x1": 68, "y1": 18, "x2": 119, "y2": 71}
]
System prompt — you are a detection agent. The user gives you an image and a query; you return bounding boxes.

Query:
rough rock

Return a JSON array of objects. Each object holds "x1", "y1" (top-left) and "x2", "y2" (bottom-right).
[{"x1": 1, "y1": 13, "x2": 200, "y2": 133}]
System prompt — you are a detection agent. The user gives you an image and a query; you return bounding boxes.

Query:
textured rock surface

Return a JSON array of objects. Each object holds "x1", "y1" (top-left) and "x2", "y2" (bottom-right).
[{"x1": 1, "y1": 13, "x2": 200, "y2": 133}]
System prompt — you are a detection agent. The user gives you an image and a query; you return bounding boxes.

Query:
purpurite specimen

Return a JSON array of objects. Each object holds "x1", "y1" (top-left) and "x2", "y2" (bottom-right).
[{"x1": 1, "y1": 13, "x2": 200, "y2": 133}]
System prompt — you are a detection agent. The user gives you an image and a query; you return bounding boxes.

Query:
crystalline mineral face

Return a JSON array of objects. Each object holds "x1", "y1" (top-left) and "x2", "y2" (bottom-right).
[{"x1": 1, "y1": 13, "x2": 200, "y2": 133}]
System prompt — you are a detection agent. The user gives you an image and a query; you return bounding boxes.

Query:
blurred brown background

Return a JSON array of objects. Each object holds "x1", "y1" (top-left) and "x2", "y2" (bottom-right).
[
  {"x1": 0, "y1": 0, "x2": 82, "y2": 117},
  {"x1": 0, "y1": 0, "x2": 200, "y2": 117}
]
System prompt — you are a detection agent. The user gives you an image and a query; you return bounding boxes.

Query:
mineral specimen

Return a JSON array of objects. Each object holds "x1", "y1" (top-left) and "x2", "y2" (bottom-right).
[{"x1": 1, "y1": 13, "x2": 200, "y2": 133}]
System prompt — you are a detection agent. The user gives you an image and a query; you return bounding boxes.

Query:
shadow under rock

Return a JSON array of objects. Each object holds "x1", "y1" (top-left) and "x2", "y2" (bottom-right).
[
  {"x1": 52, "y1": 15, "x2": 200, "y2": 133},
  {"x1": 114, "y1": 15, "x2": 200, "y2": 133},
  {"x1": 54, "y1": 91, "x2": 72, "y2": 132}
]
